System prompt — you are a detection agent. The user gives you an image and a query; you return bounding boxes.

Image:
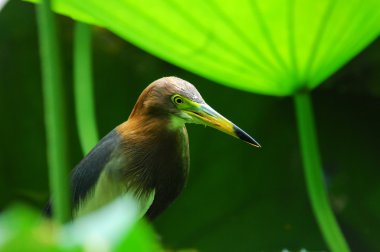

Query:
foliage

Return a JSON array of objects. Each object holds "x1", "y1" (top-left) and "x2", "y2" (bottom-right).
[
  {"x1": 74, "y1": 22, "x2": 99, "y2": 154},
  {"x1": 0, "y1": 197, "x2": 160, "y2": 251},
  {"x1": 31, "y1": 1, "x2": 380, "y2": 251},
  {"x1": 29, "y1": 0, "x2": 380, "y2": 96},
  {"x1": 36, "y1": 0, "x2": 71, "y2": 224},
  {"x1": 0, "y1": 1, "x2": 379, "y2": 251}
]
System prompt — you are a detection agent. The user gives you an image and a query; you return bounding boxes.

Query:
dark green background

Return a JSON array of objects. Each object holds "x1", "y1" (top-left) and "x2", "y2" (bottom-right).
[{"x1": 1, "y1": 1, "x2": 379, "y2": 251}]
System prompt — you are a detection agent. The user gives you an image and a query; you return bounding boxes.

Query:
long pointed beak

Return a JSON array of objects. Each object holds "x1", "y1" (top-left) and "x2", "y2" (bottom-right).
[{"x1": 184, "y1": 104, "x2": 261, "y2": 148}]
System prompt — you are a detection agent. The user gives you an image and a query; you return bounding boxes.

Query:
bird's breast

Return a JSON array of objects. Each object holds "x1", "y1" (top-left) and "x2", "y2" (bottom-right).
[{"x1": 116, "y1": 119, "x2": 190, "y2": 218}]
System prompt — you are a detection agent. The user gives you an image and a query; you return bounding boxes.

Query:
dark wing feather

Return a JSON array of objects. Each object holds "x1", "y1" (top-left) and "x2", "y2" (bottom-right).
[{"x1": 44, "y1": 129, "x2": 120, "y2": 217}]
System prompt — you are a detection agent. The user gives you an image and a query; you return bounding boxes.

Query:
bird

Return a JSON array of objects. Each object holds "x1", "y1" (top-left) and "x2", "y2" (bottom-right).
[{"x1": 46, "y1": 76, "x2": 261, "y2": 220}]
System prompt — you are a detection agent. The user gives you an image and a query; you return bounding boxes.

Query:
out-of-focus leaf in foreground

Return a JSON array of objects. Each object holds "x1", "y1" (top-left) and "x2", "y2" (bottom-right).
[
  {"x1": 0, "y1": 204, "x2": 60, "y2": 251},
  {"x1": 60, "y1": 196, "x2": 160, "y2": 251},
  {"x1": 0, "y1": 197, "x2": 160, "y2": 251},
  {"x1": 0, "y1": 0, "x2": 9, "y2": 11}
]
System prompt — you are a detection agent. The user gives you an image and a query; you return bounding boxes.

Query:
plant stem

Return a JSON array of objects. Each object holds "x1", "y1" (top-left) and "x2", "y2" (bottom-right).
[
  {"x1": 36, "y1": 0, "x2": 71, "y2": 223},
  {"x1": 294, "y1": 92, "x2": 349, "y2": 252},
  {"x1": 74, "y1": 22, "x2": 99, "y2": 155}
]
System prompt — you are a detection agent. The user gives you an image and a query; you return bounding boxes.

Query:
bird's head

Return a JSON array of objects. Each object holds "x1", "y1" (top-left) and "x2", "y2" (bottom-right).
[{"x1": 130, "y1": 76, "x2": 261, "y2": 147}]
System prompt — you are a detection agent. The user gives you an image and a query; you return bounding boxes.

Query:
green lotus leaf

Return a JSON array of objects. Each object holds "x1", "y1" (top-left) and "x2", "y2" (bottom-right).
[{"x1": 31, "y1": 0, "x2": 380, "y2": 96}]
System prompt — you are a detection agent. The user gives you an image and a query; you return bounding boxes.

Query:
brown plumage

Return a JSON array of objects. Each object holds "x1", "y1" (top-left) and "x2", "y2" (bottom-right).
[
  {"x1": 116, "y1": 110, "x2": 190, "y2": 218},
  {"x1": 45, "y1": 76, "x2": 260, "y2": 219}
]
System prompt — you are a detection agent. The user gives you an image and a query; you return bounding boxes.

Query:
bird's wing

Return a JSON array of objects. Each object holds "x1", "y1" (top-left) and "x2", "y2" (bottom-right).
[
  {"x1": 44, "y1": 129, "x2": 120, "y2": 217},
  {"x1": 71, "y1": 129, "x2": 121, "y2": 213}
]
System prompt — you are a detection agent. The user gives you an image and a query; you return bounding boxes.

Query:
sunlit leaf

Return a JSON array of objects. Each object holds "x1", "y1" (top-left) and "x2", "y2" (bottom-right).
[{"x1": 29, "y1": 0, "x2": 380, "y2": 95}]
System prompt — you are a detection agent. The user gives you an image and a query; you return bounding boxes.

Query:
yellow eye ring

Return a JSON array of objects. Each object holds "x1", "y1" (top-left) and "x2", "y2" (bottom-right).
[{"x1": 172, "y1": 95, "x2": 183, "y2": 104}]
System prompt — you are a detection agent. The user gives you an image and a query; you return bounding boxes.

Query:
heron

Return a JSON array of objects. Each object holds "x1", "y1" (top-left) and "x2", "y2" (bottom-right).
[{"x1": 46, "y1": 76, "x2": 260, "y2": 220}]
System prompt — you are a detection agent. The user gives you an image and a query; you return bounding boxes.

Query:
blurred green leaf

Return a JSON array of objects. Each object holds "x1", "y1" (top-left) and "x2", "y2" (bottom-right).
[
  {"x1": 116, "y1": 218, "x2": 160, "y2": 252},
  {"x1": 0, "y1": 204, "x2": 61, "y2": 251},
  {"x1": 29, "y1": 0, "x2": 380, "y2": 95},
  {"x1": 0, "y1": 197, "x2": 161, "y2": 251},
  {"x1": 60, "y1": 195, "x2": 160, "y2": 251},
  {"x1": 0, "y1": 0, "x2": 9, "y2": 11}
]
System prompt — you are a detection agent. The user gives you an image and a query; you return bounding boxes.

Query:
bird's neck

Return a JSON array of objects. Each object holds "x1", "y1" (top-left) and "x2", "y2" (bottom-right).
[
  {"x1": 117, "y1": 116, "x2": 188, "y2": 163},
  {"x1": 119, "y1": 114, "x2": 183, "y2": 137},
  {"x1": 118, "y1": 115, "x2": 189, "y2": 166}
]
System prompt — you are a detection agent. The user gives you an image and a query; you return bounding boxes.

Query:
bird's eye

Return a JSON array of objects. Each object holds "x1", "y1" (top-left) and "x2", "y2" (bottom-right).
[{"x1": 173, "y1": 96, "x2": 183, "y2": 104}]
